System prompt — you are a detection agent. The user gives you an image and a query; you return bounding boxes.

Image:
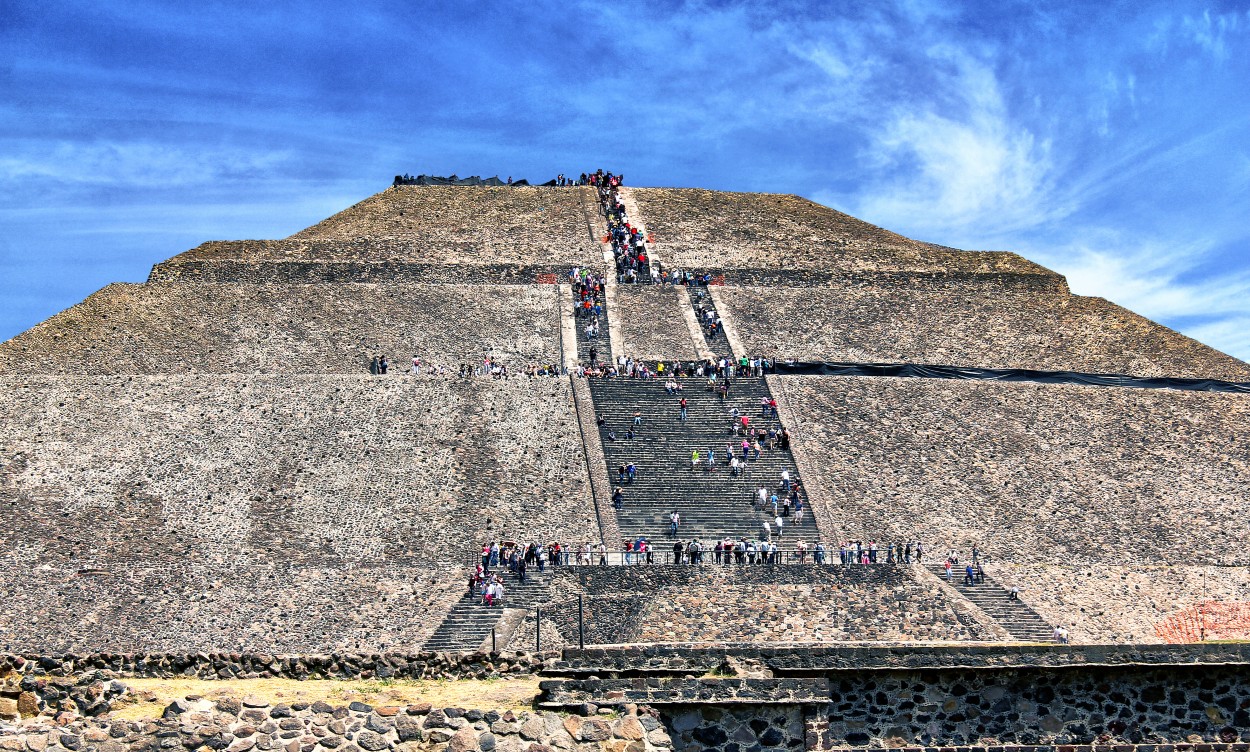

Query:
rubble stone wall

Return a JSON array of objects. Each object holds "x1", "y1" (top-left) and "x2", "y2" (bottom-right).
[
  {"x1": 510, "y1": 565, "x2": 999, "y2": 647},
  {"x1": 807, "y1": 661, "x2": 1250, "y2": 748},
  {"x1": 0, "y1": 651, "x2": 549, "y2": 683},
  {"x1": 773, "y1": 375, "x2": 1250, "y2": 567},
  {"x1": 0, "y1": 698, "x2": 677, "y2": 752},
  {"x1": 718, "y1": 285, "x2": 1250, "y2": 381},
  {"x1": 0, "y1": 283, "x2": 562, "y2": 375}
]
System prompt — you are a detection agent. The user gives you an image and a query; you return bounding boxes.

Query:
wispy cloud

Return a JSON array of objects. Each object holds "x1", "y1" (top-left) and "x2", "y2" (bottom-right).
[{"x1": 0, "y1": 142, "x2": 293, "y2": 188}]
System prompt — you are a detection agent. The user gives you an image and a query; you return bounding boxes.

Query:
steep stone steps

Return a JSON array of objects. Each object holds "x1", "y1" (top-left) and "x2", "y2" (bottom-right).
[
  {"x1": 588, "y1": 376, "x2": 813, "y2": 543},
  {"x1": 423, "y1": 569, "x2": 556, "y2": 652},
  {"x1": 928, "y1": 564, "x2": 1054, "y2": 642},
  {"x1": 572, "y1": 286, "x2": 612, "y2": 367},
  {"x1": 686, "y1": 286, "x2": 733, "y2": 359}
]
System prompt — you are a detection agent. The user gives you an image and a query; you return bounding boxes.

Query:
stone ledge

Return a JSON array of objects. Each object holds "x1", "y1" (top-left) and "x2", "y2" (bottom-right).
[
  {"x1": 149, "y1": 259, "x2": 576, "y2": 283},
  {"x1": 552, "y1": 642, "x2": 1250, "y2": 675},
  {"x1": 538, "y1": 677, "x2": 831, "y2": 707}
]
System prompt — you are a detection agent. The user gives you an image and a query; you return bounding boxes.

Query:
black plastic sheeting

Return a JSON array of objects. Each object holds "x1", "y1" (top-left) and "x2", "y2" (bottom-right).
[
  {"x1": 772, "y1": 361, "x2": 1250, "y2": 394},
  {"x1": 392, "y1": 174, "x2": 535, "y2": 187}
]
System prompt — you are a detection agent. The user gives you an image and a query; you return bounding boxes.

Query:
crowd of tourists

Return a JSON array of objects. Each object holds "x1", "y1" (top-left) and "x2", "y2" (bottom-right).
[{"x1": 469, "y1": 539, "x2": 1016, "y2": 608}]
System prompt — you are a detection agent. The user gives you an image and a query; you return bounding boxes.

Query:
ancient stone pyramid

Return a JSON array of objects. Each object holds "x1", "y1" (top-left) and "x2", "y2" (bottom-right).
[{"x1": 2, "y1": 183, "x2": 1247, "y2": 652}]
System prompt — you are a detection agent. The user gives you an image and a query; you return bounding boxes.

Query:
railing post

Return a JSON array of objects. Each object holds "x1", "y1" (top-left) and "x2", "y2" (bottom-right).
[
  {"x1": 578, "y1": 594, "x2": 585, "y2": 650},
  {"x1": 535, "y1": 607, "x2": 542, "y2": 652},
  {"x1": 491, "y1": 628, "x2": 496, "y2": 653}
]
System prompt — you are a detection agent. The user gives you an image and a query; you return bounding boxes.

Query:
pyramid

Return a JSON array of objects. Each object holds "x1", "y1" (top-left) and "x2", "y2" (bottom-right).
[{"x1": 1, "y1": 183, "x2": 1248, "y2": 651}]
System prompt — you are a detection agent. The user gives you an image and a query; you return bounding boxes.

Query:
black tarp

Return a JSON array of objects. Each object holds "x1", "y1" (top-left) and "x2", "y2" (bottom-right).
[
  {"x1": 393, "y1": 174, "x2": 533, "y2": 186},
  {"x1": 770, "y1": 361, "x2": 1250, "y2": 394}
]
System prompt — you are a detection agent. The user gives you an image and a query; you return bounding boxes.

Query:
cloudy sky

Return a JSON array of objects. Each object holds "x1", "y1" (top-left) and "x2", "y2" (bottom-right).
[{"x1": 3, "y1": 1, "x2": 1249, "y2": 361}]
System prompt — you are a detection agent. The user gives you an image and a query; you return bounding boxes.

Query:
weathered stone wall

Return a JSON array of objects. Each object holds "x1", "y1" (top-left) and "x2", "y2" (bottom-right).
[
  {"x1": 773, "y1": 375, "x2": 1250, "y2": 567},
  {"x1": 806, "y1": 661, "x2": 1250, "y2": 747},
  {"x1": 988, "y1": 563, "x2": 1250, "y2": 644},
  {"x1": 510, "y1": 565, "x2": 999, "y2": 647},
  {"x1": 0, "y1": 697, "x2": 676, "y2": 752},
  {"x1": 629, "y1": 188, "x2": 1052, "y2": 275},
  {"x1": 290, "y1": 185, "x2": 600, "y2": 258},
  {"x1": 0, "y1": 651, "x2": 549, "y2": 683},
  {"x1": 0, "y1": 283, "x2": 562, "y2": 375},
  {"x1": 610, "y1": 287, "x2": 700, "y2": 363},
  {"x1": 0, "y1": 376, "x2": 593, "y2": 565},
  {"x1": 717, "y1": 285, "x2": 1250, "y2": 381},
  {"x1": 0, "y1": 375, "x2": 598, "y2": 652},
  {"x1": 540, "y1": 645, "x2": 1250, "y2": 749},
  {"x1": 0, "y1": 564, "x2": 465, "y2": 654}
]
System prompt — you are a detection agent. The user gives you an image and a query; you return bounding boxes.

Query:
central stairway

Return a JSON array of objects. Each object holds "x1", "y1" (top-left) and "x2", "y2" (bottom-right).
[
  {"x1": 928, "y1": 564, "x2": 1054, "y2": 641},
  {"x1": 686, "y1": 286, "x2": 732, "y2": 359},
  {"x1": 588, "y1": 375, "x2": 813, "y2": 543},
  {"x1": 423, "y1": 568, "x2": 555, "y2": 652}
]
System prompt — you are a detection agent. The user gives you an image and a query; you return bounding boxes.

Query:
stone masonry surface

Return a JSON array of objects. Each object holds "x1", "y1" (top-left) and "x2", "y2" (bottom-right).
[
  {"x1": 608, "y1": 287, "x2": 700, "y2": 364},
  {"x1": 0, "y1": 283, "x2": 561, "y2": 375},
  {"x1": 716, "y1": 285, "x2": 1250, "y2": 381},
  {"x1": 0, "y1": 652, "x2": 551, "y2": 682},
  {"x1": 0, "y1": 376, "x2": 594, "y2": 564},
  {"x1": 0, "y1": 697, "x2": 677, "y2": 752},
  {"x1": 803, "y1": 662, "x2": 1250, "y2": 747},
  {"x1": 291, "y1": 185, "x2": 600, "y2": 259},
  {"x1": 0, "y1": 375, "x2": 597, "y2": 651},
  {"x1": 550, "y1": 642, "x2": 1250, "y2": 674},
  {"x1": 629, "y1": 188, "x2": 1052, "y2": 275},
  {"x1": 773, "y1": 375, "x2": 1250, "y2": 566},
  {"x1": 510, "y1": 566, "x2": 999, "y2": 647},
  {"x1": 987, "y1": 563, "x2": 1250, "y2": 644},
  {"x1": 0, "y1": 564, "x2": 464, "y2": 653}
]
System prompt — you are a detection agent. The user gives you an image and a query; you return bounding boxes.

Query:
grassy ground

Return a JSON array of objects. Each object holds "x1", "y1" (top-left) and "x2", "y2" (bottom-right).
[{"x1": 110, "y1": 677, "x2": 543, "y2": 721}]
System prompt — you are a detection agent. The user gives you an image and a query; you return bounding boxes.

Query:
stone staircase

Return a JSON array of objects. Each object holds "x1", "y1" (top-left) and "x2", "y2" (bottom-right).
[
  {"x1": 588, "y1": 376, "x2": 813, "y2": 543},
  {"x1": 423, "y1": 568, "x2": 555, "y2": 652},
  {"x1": 572, "y1": 287, "x2": 612, "y2": 367},
  {"x1": 686, "y1": 286, "x2": 733, "y2": 359},
  {"x1": 928, "y1": 564, "x2": 1054, "y2": 642}
]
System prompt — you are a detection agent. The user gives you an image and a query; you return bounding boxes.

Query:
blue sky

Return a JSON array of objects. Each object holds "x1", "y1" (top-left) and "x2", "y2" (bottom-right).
[{"x1": 3, "y1": 1, "x2": 1249, "y2": 361}]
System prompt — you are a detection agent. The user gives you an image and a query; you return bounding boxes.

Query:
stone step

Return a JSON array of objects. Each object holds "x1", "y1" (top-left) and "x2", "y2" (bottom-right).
[
  {"x1": 588, "y1": 376, "x2": 806, "y2": 543},
  {"x1": 927, "y1": 565, "x2": 1054, "y2": 641}
]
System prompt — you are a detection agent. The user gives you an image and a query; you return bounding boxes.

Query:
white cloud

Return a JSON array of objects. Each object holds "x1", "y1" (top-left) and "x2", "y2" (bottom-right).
[
  {"x1": 833, "y1": 46, "x2": 1057, "y2": 239},
  {"x1": 1181, "y1": 10, "x2": 1240, "y2": 61},
  {"x1": 1023, "y1": 238, "x2": 1250, "y2": 362}
]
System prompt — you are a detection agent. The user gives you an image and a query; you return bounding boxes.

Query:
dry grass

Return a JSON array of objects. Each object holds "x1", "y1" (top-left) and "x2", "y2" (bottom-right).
[{"x1": 110, "y1": 677, "x2": 542, "y2": 721}]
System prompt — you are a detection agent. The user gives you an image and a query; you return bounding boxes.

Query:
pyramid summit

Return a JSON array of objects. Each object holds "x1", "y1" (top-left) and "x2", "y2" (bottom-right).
[{"x1": 1, "y1": 178, "x2": 1248, "y2": 661}]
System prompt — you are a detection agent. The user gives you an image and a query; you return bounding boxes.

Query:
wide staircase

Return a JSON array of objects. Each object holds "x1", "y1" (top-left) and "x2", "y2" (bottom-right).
[
  {"x1": 686, "y1": 286, "x2": 732, "y2": 359},
  {"x1": 423, "y1": 568, "x2": 555, "y2": 652},
  {"x1": 588, "y1": 376, "x2": 813, "y2": 543},
  {"x1": 928, "y1": 564, "x2": 1054, "y2": 641}
]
